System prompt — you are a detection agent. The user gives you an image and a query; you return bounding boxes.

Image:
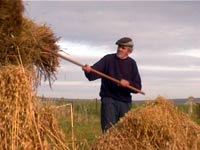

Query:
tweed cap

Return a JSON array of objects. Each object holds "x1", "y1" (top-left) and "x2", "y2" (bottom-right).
[{"x1": 116, "y1": 37, "x2": 134, "y2": 47}]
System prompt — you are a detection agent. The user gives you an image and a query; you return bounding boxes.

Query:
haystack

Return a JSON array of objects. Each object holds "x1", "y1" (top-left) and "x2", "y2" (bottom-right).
[
  {"x1": 90, "y1": 97, "x2": 200, "y2": 150},
  {"x1": 0, "y1": 65, "x2": 69, "y2": 149},
  {"x1": 0, "y1": 0, "x2": 24, "y2": 35},
  {"x1": 0, "y1": 0, "x2": 59, "y2": 86},
  {"x1": 0, "y1": 0, "x2": 69, "y2": 149}
]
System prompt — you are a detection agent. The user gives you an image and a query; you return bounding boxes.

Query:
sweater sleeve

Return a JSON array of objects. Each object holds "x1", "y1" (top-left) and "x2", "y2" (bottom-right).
[
  {"x1": 84, "y1": 55, "x2": 107, "y2": 81},
  {"x1": 129, "y1": 61, "x2": 142, "y2": 93}
]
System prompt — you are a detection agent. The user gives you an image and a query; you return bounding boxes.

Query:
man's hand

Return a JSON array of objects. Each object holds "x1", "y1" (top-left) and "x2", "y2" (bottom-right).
[
  {"x1": 119, "y1": 79, "x2": 130, "y2": 87},
  {"x1": 82, "y1": 64, "x2": 91, "y2": 73}
]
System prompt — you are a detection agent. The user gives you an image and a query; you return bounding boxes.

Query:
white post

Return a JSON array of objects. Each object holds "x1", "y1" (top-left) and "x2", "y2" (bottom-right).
[
  {"x1": 188, "y1": 96, "x2": 194, "y2": 115},
  {"x1": 70, "y1": 103, "x2": 75, "y2": 150}
]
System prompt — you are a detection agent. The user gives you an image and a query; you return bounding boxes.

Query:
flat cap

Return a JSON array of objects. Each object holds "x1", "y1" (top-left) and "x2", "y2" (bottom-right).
[{"x1": 116, "y1": 37, "x2": 134, "y2": 47}]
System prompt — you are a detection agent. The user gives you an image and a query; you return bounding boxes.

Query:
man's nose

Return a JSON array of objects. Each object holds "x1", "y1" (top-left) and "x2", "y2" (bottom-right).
[{"x1": 118, "y1": 47, "x2": 123, "y2": 51}]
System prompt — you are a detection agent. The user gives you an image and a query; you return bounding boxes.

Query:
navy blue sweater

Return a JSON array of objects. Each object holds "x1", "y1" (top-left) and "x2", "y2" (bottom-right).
[{"x1": 84, "y1": 54, "x2": 142, "y2": 102}]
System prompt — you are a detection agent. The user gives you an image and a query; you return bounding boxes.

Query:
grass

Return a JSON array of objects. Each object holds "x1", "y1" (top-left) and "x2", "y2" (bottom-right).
[
  {"x1": 43, "y1": 98, "x2": 200, "y2": 149},
  {"x1": 52, "y1": 99, "x2": 102, "y2": 149}
]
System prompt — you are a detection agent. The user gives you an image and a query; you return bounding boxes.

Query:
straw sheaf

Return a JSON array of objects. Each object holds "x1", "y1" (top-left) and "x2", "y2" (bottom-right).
[
  {"x1": 0, "y1": 65, "x2": 69, "y2": 150},
  {"x1": 90, "y1": 97, "x2": 200, "y2": 150},
  {"x1": 0, "y1": 0, "x2": 59, "y2": 86},
  {"x1": 0, "y1": 0, "x2": 24, "y2": 35}
]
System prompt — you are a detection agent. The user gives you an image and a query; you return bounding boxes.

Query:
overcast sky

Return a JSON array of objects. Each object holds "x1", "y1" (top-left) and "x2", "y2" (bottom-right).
[{"x1": 23, "y1": 1, "x2": 200, "y2": 100}]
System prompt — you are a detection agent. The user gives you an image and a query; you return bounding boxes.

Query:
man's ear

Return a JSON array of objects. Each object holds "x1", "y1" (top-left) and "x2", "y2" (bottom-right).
[{"x1": 128, "y1": 50, "x2": 133, "y2": 54}]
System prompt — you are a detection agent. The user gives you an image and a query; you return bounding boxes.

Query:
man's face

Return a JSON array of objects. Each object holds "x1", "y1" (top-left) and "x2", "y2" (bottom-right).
[{"x1": 116, "y1": 45, "x2": 132, "y2": 59}]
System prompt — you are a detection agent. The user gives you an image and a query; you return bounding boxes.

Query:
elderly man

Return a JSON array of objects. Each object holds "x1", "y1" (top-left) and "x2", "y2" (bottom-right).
[{"x1": 83, "y1": 37, "x2": 142, "y2": 132}]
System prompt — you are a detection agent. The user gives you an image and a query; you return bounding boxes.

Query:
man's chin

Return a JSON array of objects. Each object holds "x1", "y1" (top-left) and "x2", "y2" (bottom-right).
[
  {"x1": 117, "y1": 54, "x2": 128, "y2": 59},
  {"x1": 117, "y1": 53, "x2": 122, "y2": 57}
]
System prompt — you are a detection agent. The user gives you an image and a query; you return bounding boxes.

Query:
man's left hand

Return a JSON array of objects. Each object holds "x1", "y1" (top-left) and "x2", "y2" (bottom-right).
[{"x1": 119, "y1": 79, "x2": 130, "y2": 87}]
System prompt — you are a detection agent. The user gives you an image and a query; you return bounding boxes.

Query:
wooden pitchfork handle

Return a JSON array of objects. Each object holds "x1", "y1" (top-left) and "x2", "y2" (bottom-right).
[{"x1": 40, "y1": 46, "x2": 145, "y2": 95}]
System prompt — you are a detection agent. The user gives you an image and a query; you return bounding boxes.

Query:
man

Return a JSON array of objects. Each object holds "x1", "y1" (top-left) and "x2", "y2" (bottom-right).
[{"x1": 82, "y1": 37, "x2": 142, "y2": 132}]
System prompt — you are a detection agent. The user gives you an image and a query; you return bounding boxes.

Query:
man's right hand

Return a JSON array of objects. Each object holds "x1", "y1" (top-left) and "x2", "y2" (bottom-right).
[{"x1": 82, "y1": 64, "x2": 91, "y2": 73}]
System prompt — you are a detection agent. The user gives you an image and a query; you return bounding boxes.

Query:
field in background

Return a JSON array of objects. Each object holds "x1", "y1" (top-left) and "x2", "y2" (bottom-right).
[{"x1": 39, "y1": 97, "x2": 200, "y2": 149}]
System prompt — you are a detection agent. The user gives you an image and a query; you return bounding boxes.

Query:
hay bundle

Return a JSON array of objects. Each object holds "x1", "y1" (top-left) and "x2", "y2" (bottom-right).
[
  {"x1": 0, "y1": 65, "x2": 69, "y2": 150},
  {"x1": 0, "y1": 0, "x2": 24, "y2": 35},
  {"x1": 0, "y1": 0, "x2": 59, "y2": 86},
  {"x1": 90, "y1": 97, "x2": 200, "y2": 150},
  {"x1": 0, "y1": 1, "x2": 69, "y2": 149}
]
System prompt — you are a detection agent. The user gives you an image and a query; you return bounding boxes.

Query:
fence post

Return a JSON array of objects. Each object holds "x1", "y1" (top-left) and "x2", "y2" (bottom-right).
[
  {"x1": 188, "y1": 96, "x2": 194, "y2": 115},
  {"x1": 95, "y1": 98, "x2": 98, "y2": 114},
  {"x1": 70, "y1": 103, "x2": 75, "y2": 150}
]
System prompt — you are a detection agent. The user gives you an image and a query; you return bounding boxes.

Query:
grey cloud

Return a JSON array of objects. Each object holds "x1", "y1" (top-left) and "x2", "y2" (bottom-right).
[
  {"x1": 24, "y1": 1, "x2": 200, "y2": 99},
  {"x1": 24, "y1": 1, "x2": 200, "y2": 49},
  {"x1": 136, "y1": 51, "x2": 200, "y2": 67}
]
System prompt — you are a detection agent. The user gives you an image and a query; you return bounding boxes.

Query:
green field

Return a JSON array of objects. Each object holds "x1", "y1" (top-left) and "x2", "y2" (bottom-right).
[{"x1": 41, "y1": 98, "x2": 200, "y2": 149}]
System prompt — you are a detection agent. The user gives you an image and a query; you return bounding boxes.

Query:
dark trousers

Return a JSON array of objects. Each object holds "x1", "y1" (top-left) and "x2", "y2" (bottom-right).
[{"x1": 101, "y1": 97, "x2": 131, "y2": 132}]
